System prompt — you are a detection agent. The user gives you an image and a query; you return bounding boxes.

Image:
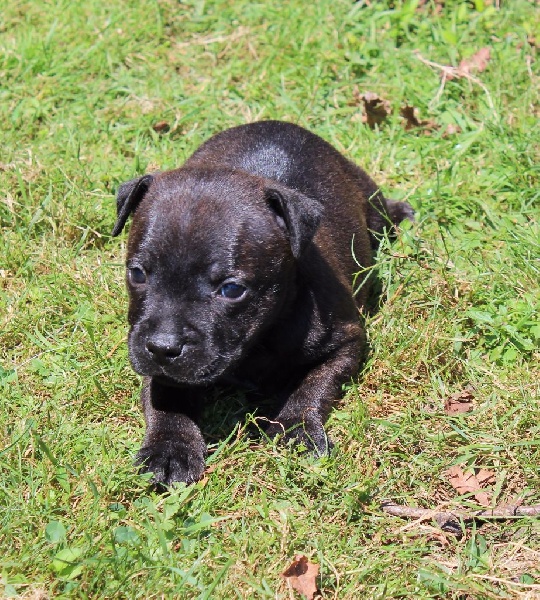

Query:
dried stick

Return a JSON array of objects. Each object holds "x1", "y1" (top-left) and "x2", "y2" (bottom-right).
[{"x1": 381, "y1": 501, "x2": 540, "y2": 533}]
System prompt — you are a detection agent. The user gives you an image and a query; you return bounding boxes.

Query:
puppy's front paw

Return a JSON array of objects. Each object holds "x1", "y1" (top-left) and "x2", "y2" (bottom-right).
[
  {"x1": 135, "y1": 440, "x2": 206, "y2": 487},
  {"x1": 265, "y1": 417, "x2": 333, "y2": 456}
]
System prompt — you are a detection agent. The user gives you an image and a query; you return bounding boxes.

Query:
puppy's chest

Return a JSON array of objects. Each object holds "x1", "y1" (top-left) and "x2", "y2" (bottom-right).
[
  {"x1": 227, "y1": 345, "x2": 294, "y2": 392},
  {"x1": 226, "y1": 329, "x2": 327, "y2": 394}
]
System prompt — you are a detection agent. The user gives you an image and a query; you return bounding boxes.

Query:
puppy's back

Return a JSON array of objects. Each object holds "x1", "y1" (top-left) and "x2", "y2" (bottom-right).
[{"x1": 186, "y1": 121, "x2": 411, "y2": 247}]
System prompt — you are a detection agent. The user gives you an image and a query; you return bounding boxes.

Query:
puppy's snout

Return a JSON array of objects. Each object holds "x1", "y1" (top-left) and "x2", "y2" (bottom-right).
[{"x1": 146, "y1": 335, "x2": 185, "y2": 364}]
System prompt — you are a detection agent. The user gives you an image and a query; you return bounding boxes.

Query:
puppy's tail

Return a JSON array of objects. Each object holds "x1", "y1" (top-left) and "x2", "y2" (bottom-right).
[
  {"x1": 384, "y1": 198, "x2": 415, "y2": 226},
  {"x1": 367, "y1": 194, "x2": 415, "y2": 250}
]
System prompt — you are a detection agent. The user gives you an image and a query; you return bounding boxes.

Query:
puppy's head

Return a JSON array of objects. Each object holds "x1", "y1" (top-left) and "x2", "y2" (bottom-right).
[{"x1": 112, "y1": 167, "x2": 321, "y2": 386}]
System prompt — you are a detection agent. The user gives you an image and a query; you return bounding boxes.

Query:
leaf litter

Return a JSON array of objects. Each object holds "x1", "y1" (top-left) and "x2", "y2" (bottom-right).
[
  {"x1": 353, "y1": 89, "x2": 391, "y2": 129},
  {"x1": 447, "y1": 47, "x2": 491, "y2": 80},
  {"x1": 352, "y1": 87, "x2": 439, "y2": 133},
  {"x1": 444, "y1": 387, "x2": 474, "y2": 414},
  {"x1": 282, "y1": 554, "x2": 319, "y2": 600},
  {"x1": 399, "y1": 105, "x2": 438, "y2": 132},
  {"x1": 446, "y1": 465, "x2": 496, "y2": 507}
]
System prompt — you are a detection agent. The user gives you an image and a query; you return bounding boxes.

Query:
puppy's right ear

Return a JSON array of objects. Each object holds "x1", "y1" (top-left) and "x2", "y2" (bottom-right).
[{"x1": 111, "y1": 174, "x2": 154, "y2": 236}]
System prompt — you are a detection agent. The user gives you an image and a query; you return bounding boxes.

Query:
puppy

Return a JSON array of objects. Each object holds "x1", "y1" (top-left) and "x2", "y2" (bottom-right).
[{"x1": 112, "y1": 120, "x2": 413, "y2": 486}]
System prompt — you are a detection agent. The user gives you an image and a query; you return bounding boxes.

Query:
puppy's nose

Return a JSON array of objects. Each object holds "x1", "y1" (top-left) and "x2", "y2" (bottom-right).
[{"x1": 146, "y1": 335, "x2": 184, "y2": 364}]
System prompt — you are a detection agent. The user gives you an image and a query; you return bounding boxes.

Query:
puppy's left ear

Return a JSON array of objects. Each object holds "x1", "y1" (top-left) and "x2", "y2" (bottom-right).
[
  {"x1": 111, "y1": 174, "x2": 154, "y2": 236},
  {"x1": 265, "y1": 187, "x2": 322, "y2": 258}
]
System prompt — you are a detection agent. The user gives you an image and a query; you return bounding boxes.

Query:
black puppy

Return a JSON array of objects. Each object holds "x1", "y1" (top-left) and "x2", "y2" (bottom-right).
[{"x1": 112, "y1": 121, "x2": 413, "y2": 486}]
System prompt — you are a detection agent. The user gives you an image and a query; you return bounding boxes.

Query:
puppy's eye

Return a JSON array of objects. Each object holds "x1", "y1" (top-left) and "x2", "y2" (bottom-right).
[
  {"x1": 129, "y1": 267, "x2": 147, "y2": 285},
  {"x1": 219, "y1": 282, "x2": 246, "y2": 300}
]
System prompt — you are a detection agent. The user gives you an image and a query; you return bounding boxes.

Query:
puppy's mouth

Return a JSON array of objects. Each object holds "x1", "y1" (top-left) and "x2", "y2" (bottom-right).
[
  {"x1": 153, "y1": 365, "x2": 225, "y2": 387},
  {"x1": 131, "y1": 351, "x2": 235, "y2": 387},
  {"x1": 152, "y1": 374, "x2": 187, "y2": 388}
]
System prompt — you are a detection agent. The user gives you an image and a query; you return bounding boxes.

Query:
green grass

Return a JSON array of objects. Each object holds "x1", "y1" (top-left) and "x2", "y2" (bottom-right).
[{"x1": 1, "y1": 0, "x2": 539, "y2": 597}]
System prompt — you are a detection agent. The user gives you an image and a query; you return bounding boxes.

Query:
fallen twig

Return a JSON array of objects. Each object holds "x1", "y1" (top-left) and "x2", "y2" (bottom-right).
[
  {"x1": 381, "y1": 501, "x2": 540, "y2": 534},
  {"x1": 470, "y1": 574, "x2": 540, "y2": 591}
]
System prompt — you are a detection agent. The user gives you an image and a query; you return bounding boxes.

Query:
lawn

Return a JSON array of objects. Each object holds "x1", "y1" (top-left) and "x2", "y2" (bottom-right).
[{"x1": 1, "y1": 0, "x2": 539, "y2": 597}]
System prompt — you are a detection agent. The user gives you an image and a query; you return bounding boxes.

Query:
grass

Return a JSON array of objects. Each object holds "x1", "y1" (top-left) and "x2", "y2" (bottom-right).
[{"x1": 1, "y1": 0, "x2": 539, "y2": 597}]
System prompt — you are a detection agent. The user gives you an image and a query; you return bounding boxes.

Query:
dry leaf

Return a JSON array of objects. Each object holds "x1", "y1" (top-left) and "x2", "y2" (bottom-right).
[
  {"x1": 460, "y1": 47, "x2": 491, "y2": 74},
  {"x1": 476, "y1": 468, "x2": 496, "y2": 487},
  {"x1": 446, "y1": 465, "x2": 495, "y2": 507},
  {"x1": 447, "y1": 47, "x2": 491, "y2": 80},
  {"x1": 444, "y1": 388, "x2": 474, "y2": 414},
  {"x1": 152, "y1": 120, "x2": 170, "y2": 133},
  {"x1": 282, "y1": 554, "x2": 319, "y2": 600},
  {"x1": 358, "y1": 91, "x2": 391, "y2": 129},
  {"x1": 399, "y1": 105, "x2": 438, "y2": 132}
]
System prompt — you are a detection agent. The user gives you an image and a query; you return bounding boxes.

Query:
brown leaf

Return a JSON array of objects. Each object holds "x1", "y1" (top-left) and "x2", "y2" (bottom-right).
[
  {"x1": 152, "y1": 120, "x2": 170, "y2": 133},
  {"x1": 446, "y1": 465, "x2": 494, "y2": 507},
  {"x1": 282, "y1": 555, "x2": 319, "y2": 600},
  {"x1": 460, "y1": 47, "x2": 490, "y2": 74},
  {"x1": 358, "y1": 92, "x2": 391, "y2": 129},
  {"x1": 444, "y1": 388, "x2": 474, "y2": 415},
  {"x1": 476, "y1": 468, "x2": 496, "y2": 487},
  {"x1": 399, "y1": 105, "x2": 438, "y2": 132},
  {"x1": 447, "y1": 47, "x2": 491, "y2": 80}
]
